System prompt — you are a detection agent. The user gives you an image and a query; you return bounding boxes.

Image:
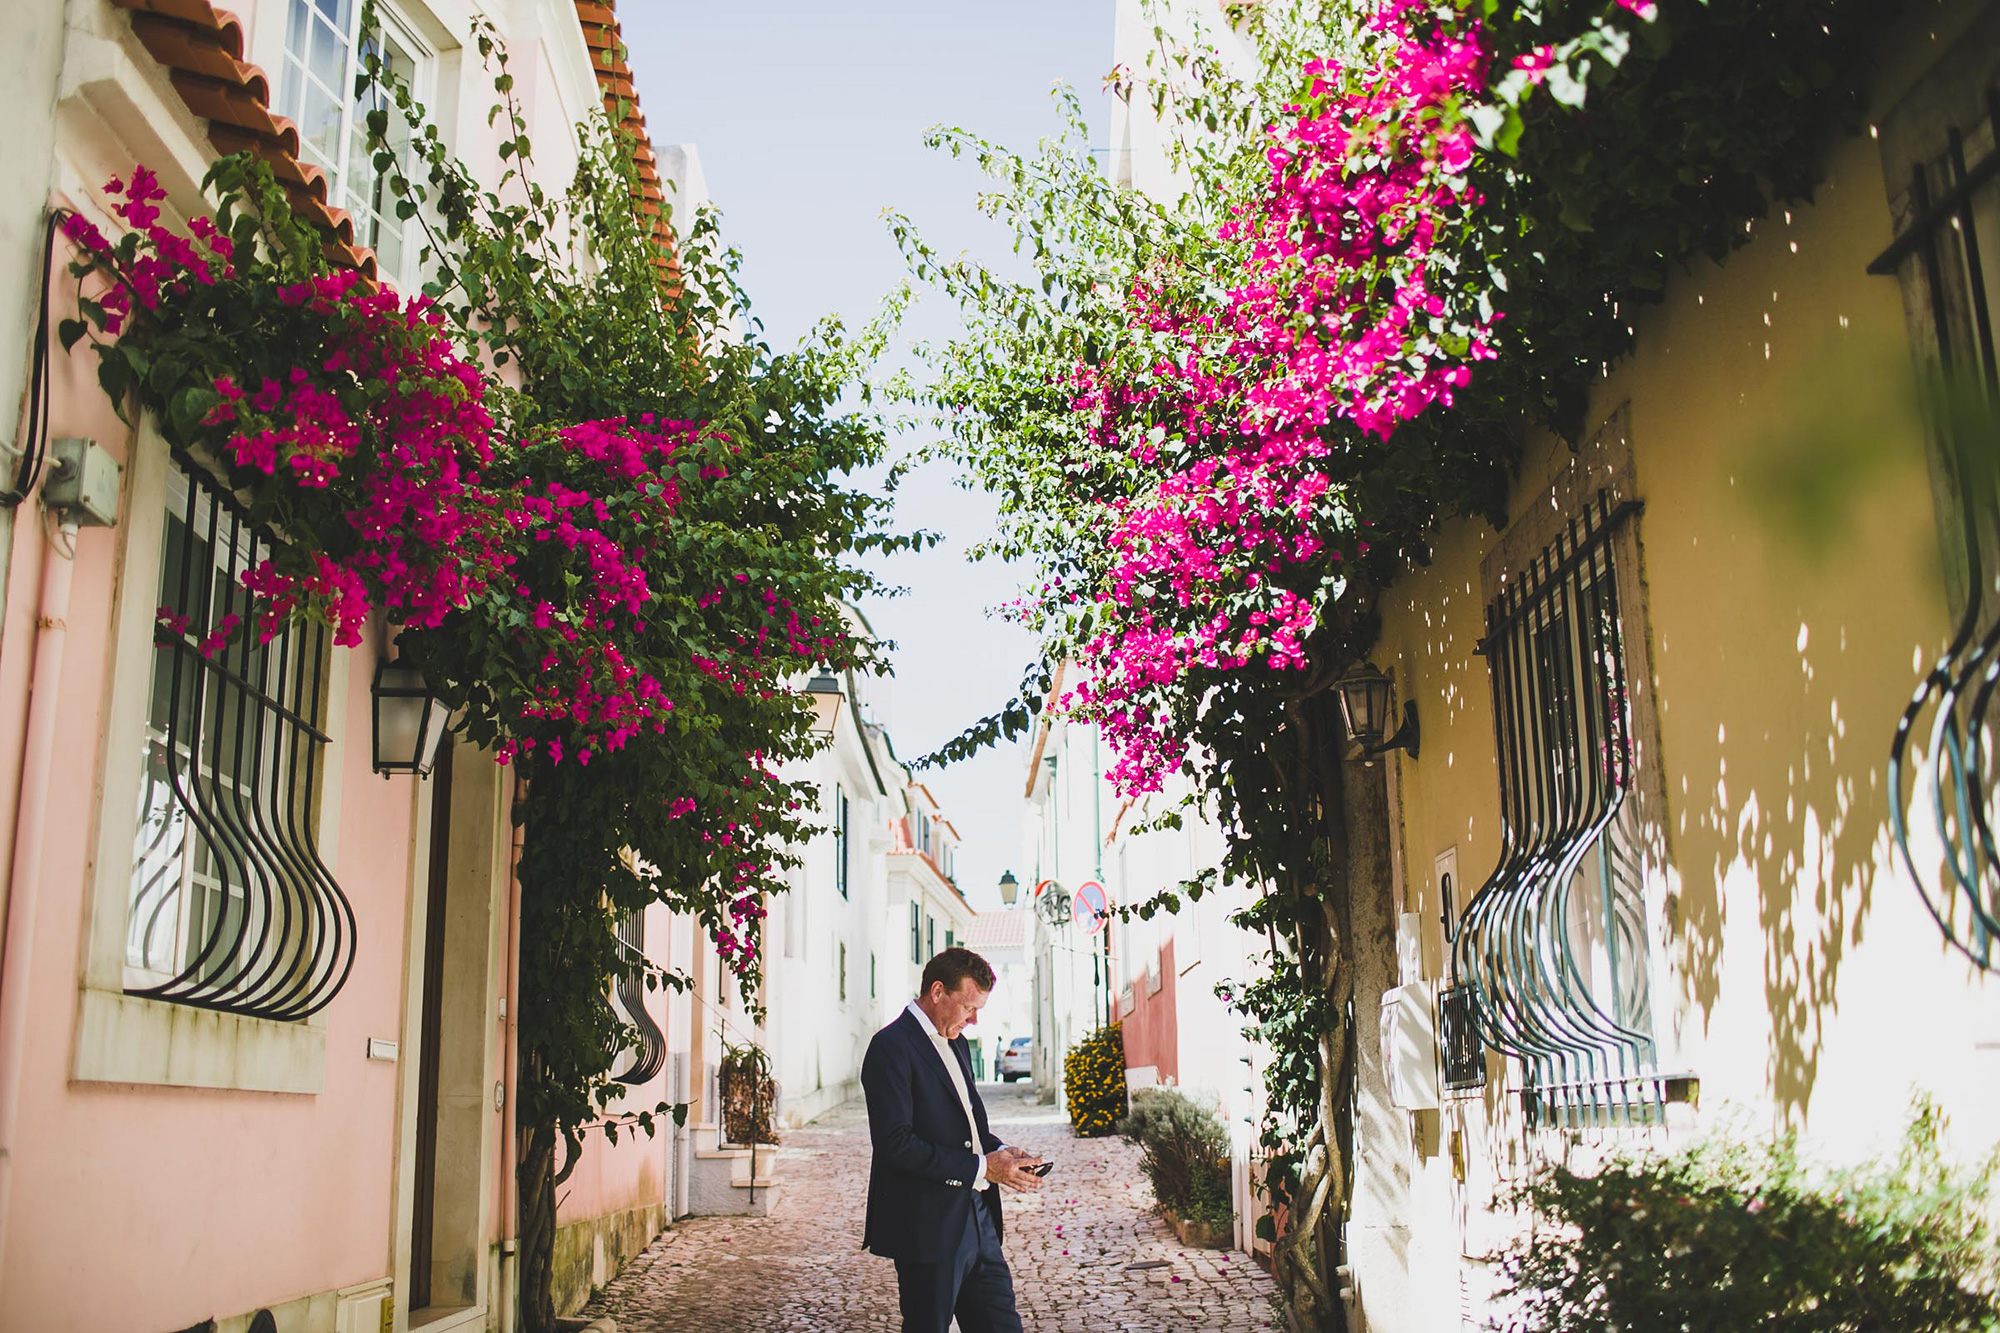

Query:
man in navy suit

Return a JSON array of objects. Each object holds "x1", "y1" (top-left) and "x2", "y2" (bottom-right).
[{"x1": 862, "y1": 947, "x2": 1044, "y2": 1332}]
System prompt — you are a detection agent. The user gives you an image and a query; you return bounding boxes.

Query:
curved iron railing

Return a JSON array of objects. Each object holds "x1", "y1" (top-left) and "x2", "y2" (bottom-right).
[
  {"x1": 126, "y1": 458, "x2": 355, "y2": 1021},
  {"x1": 1454, "y1": 493, "x2": 1662, "y2": 1128},
  {"x1": 1874, "y1": 94, "x2": 2000, "y2": 972},
  {"x1": 610, "y1": 908, "x2": 667, "y2": 1085}
]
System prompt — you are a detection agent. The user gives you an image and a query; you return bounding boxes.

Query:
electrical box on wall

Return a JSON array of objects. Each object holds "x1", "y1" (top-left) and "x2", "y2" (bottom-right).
[
  {"x1": 1380, "y1": 982, "x2": 1440, "y2": 1110},
  {"x1": 42, "y1": 437, "x2": 120, "y2": 527}
]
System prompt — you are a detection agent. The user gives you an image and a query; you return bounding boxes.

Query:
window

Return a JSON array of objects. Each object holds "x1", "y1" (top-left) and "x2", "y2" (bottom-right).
[
  {"x1": 1872, "y1": 56, "x2": 2000, "y2": 970},
  {"x1": 1460, "y1": 492, "x2": 1658, "y2": 1127},
  {"x1": 926, "y1": 915, "x2": 936, "y2": 960},
  {"x1": 125, "y1": 461, "x2": 349, "y2": 1021},
  {"x1": 610, "y1": 910, "x2": 664, "y2": 1084},
  {"x1": 838, "y1": 941, "x2": 848, "y2": 1004},
  {"x1": 834, "y1": 784, "x2": 850, "y2": 899},
  {"x1": 945, "y1": 928, "x2": 956, "y2": 950},
  {"x1": 870, "y1": 950, "x2": 877, "y2": 1000},
  {"x1": 909, "y1": 900, "x2": 921, "y2": 965},
  {"x1": 276, "y1": 0, "x2": 430, "y2": 282}
]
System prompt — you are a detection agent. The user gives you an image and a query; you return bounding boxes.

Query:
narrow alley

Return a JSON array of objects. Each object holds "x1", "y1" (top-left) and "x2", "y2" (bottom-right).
[{"x1": 583, "y1": 1080, "x2": 1280, "y2": 1332}]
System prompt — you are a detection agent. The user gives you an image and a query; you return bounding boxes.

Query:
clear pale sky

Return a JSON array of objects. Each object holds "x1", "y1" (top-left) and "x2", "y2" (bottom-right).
[{"x1": 617, "y1": 3, "x2": 1117, "y2": 911}]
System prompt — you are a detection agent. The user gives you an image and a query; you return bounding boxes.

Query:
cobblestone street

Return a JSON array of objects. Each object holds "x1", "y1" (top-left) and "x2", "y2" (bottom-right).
[{"x1": 584, "y1": 1079, "x2": 1281, "y2": 1331}]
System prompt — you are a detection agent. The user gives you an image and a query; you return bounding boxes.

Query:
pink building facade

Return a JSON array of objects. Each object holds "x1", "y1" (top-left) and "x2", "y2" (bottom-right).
[{"x1": 0, "y1": 2, "x2": 699, "y2": 1329}]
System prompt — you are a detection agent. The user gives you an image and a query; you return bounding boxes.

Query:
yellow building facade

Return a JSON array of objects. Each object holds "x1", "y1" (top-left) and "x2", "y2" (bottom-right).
[{"x1": 1354, "y1": 3, "x2": 2000, "y2": 1326}]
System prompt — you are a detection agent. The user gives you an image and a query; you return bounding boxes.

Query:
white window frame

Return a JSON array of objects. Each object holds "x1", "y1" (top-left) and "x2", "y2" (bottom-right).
[
  {"x1": 273, "y1": 0, "x2": 437, "y2": 288},
  {"x1": 77, "y1": 423, "x2": 349, "y2": 1093}
]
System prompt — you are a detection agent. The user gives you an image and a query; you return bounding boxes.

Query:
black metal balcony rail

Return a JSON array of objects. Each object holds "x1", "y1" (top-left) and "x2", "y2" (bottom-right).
[
  {"x1": 1455, "y1": 493, "x2": 1664, "y2": 1129},
  {"x1": 1875, "y1": 89, "x2": 2000, "y2": 973},
  {"x1": 609, "y1": 907, "x2": 667, "y2": 1085},
  {"x1": 125, "y1": 456, "x2": 356, "y2": 1021}
]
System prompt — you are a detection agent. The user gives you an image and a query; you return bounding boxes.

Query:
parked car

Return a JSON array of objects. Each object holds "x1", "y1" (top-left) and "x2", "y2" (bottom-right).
[{"x1": 997, "y1": 1036, "x2": 1033, "y2": 1082}]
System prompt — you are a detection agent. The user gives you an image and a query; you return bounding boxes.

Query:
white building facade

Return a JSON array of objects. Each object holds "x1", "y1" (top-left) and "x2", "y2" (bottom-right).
[{"x1": 761, "y1": 632, "x2": 983, "y2": 1125}]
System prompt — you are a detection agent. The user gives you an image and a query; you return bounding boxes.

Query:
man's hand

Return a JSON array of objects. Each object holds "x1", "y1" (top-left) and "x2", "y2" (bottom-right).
[{"x1": 986, "y1": 1146, "x2": 1044, "y2": 1193}]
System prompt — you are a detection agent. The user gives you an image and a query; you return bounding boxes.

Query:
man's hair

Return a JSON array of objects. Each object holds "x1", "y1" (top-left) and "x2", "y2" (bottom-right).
[{"x1": 921, "y1": 946, "x2": 996, "y2": 996}]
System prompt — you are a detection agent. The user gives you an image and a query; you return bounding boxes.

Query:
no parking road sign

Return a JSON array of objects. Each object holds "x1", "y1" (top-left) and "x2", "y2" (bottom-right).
[{"x1": 1071, "y1": 880, "x2": 1111, "y2": 934}]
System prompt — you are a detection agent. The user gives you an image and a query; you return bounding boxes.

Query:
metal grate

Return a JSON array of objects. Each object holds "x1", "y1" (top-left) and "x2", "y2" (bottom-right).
[
  {"x1": 1874, "y1": 88, "x2": 2000, "y2": 972},
  {"x1": 1456, "y1": 493, "x2": 1662, "y2": 1129},
  {"x1": 610, "y1": 908, "x2": 667, "y2": 1085},
  {"x1": 1436, "y1": 985, "x2": 1487, "y2": 1092},
  {"x1": 125, "y1": 458, "x2": 355, "y2": 1021}
]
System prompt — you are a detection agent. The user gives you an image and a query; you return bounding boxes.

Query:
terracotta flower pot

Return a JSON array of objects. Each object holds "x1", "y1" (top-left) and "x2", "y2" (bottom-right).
[{"x1": 1167, "y1": 1208, "x2": 1234, "y2": 1249}]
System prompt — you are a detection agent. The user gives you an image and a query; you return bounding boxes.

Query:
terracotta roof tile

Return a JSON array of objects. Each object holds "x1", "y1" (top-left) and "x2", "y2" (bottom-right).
[
  {"x1": 572, "y1": 0, "x2": 679, "y2": 276},
  {"x1": 109, "y1": 0, "x2": 377, "y2": 281},
  {"x1": 964, "y1": 911, "x2": 1029, "y2": 952},
  {"x1": 109, "y1": 0, "x2": 679, "y2": 288}
]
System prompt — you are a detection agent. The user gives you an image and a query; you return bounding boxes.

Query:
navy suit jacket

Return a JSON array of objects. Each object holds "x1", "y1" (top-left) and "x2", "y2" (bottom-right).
[{"x1": 860, "y1": 1008, "x2": 1005, "y2": 1263}]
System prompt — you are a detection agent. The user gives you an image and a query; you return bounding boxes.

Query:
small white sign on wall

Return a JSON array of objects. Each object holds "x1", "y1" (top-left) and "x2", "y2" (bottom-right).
[{"x1": 1380, "y1": 983, "x2": 1440, "y2": 1110}]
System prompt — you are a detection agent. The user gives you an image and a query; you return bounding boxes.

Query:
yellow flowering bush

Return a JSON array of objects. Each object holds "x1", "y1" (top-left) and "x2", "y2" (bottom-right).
[{"x1": 1064, "y1": 1022, "x2": 1128, "y2": 1137}]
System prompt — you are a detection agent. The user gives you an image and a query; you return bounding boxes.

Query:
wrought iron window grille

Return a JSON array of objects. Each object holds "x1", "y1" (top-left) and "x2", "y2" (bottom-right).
[
  {"x1": 1456, "y1": 492, "x2": 1665, "y2": 1130},
  {"x1": 1873, "y1": 86, "x2": 2000, "y2": 972},
  {"x1": 609, "y1": 908, "x2": 666, "y2": 1085},
  {"x1": 125, "y1": 457, "x2": 355, "y2": 1021}
]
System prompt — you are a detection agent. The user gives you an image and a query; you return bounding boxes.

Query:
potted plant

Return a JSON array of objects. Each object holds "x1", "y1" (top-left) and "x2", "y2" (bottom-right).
[
  {"x1": 719, "y1": 1039, "x2": 779, "y2": 1148},
  {"x1": 1119, "y1": 1087, "x2": 1237, "y2": 1248}
]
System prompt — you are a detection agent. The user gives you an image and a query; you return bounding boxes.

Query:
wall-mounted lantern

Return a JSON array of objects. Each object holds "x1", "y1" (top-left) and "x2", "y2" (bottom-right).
[
  {"x1": 1334, "y1": 661, "x2": 1420, "y2": 763},
  {"x1": 371, "y1": 657, "x2": 450, "y2": 777},
  {"x1": 805, "y1": 671, "x2": 844, "y2": 736},
  {"x1": 997, "y1": 869, "x2": 1020, "y2": 907}
]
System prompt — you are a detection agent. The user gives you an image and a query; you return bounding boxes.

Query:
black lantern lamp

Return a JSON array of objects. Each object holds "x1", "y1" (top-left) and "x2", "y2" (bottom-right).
[
  {"x1": 1334, "y1": 661, "x2": 1420, "y2": 763},
  {"x1": 998, "y1": 869, "x2": 1020, "y2": 907},
  {"x1": 805, "y1": 671, "x2": 844, "y2": 736},
  {"x1": 371, "y1": 657, "x2": 451, "y2": 777}
]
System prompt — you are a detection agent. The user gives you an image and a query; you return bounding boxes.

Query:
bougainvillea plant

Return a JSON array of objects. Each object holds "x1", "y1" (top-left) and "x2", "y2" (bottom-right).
[
  {"x1": 898, "y1": 0, "x2": 1896, "y2": 1325},
  {"x1": 59, "y1": 19, "x2": 912, "y2": 1327}
]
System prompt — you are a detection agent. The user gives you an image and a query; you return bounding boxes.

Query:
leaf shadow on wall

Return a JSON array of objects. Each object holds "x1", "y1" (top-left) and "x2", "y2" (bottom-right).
[{"x1": 1669, "y1": 332, "x2": 1957, "y2": 1122}]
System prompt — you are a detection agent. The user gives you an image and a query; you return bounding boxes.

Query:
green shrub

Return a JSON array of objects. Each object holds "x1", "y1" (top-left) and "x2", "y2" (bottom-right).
[
  {"x1": 1495, "y1": 1100, "x2": 1999, "y2": 1332},
  {"x1": 1064, "y1": 1022, "x2": 1128, "y2": 1137},
  {"x1": 1119, "y1": 1086, "x2": 1233, "y2": 1223}
]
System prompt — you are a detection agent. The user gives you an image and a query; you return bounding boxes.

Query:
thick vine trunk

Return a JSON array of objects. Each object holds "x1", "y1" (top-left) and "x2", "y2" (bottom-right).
[
  {"x1": 518, "y1": 1118, "x2": 559, "y2": 1333},
  {"x1": 1267, "y1": 696, "x2": 1371, "y2": 1333}
]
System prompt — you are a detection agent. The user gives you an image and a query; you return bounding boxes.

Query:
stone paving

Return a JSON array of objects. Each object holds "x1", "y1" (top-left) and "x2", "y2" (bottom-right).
[{"x1": 584, "y1": 1078, "x2": 1282, "y2": 1331}]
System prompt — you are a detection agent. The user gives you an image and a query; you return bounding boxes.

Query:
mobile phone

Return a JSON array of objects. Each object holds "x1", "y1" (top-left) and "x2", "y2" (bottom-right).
[{"x1": 1029, "y1": 1160, "x2": 1055, "y2": 1177}]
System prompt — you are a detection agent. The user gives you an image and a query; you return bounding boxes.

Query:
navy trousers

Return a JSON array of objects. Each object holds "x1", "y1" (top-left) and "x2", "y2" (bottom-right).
[{"x1": 892, "y1": 1193, "x2": 1023, "y2": 1333}]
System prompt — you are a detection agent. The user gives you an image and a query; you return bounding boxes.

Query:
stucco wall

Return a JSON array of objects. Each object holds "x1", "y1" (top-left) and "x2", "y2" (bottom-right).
[
  {"x1": 0, "y1": 1, "x2": 623, "y2": 1328},
  {"x1": 0, "y1": 389, "x2": 421, "y2": 1331},
  {"x1": 1368, "y1": 51, "x2": 2000, "y2": 1333},
  {"x1": 1120, "y1": 936, "x2": 1179, "y2": 1085}
]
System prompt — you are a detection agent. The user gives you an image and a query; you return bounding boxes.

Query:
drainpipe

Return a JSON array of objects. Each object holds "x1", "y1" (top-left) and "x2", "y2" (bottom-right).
[
  {"x1": 0, "y1": 514, "x2": 77, "y2": 1276},
  {"x1": 498, "y1": 779, "x2": 525, "y2": 1333}
]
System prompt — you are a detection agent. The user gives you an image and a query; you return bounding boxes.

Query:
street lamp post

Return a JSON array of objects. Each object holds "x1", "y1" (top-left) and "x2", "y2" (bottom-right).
[{"x1": 804, "y1": 671, "x2": 844, "y2": 736}]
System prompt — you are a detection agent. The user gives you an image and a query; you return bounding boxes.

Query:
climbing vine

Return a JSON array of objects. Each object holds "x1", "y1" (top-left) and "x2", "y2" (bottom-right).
[
  {"x1": 58, "y1": 17, "x2": 914, "y2": 1331},
  {"x1": 899, "y1": 0, "x2": 1898, "y2": 1326}
]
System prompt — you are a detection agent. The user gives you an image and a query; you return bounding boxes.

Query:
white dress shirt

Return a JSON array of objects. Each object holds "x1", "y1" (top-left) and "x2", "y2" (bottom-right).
[{"x1": 905, "y1": 1000, "x2": 992, "y2": 1191}]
